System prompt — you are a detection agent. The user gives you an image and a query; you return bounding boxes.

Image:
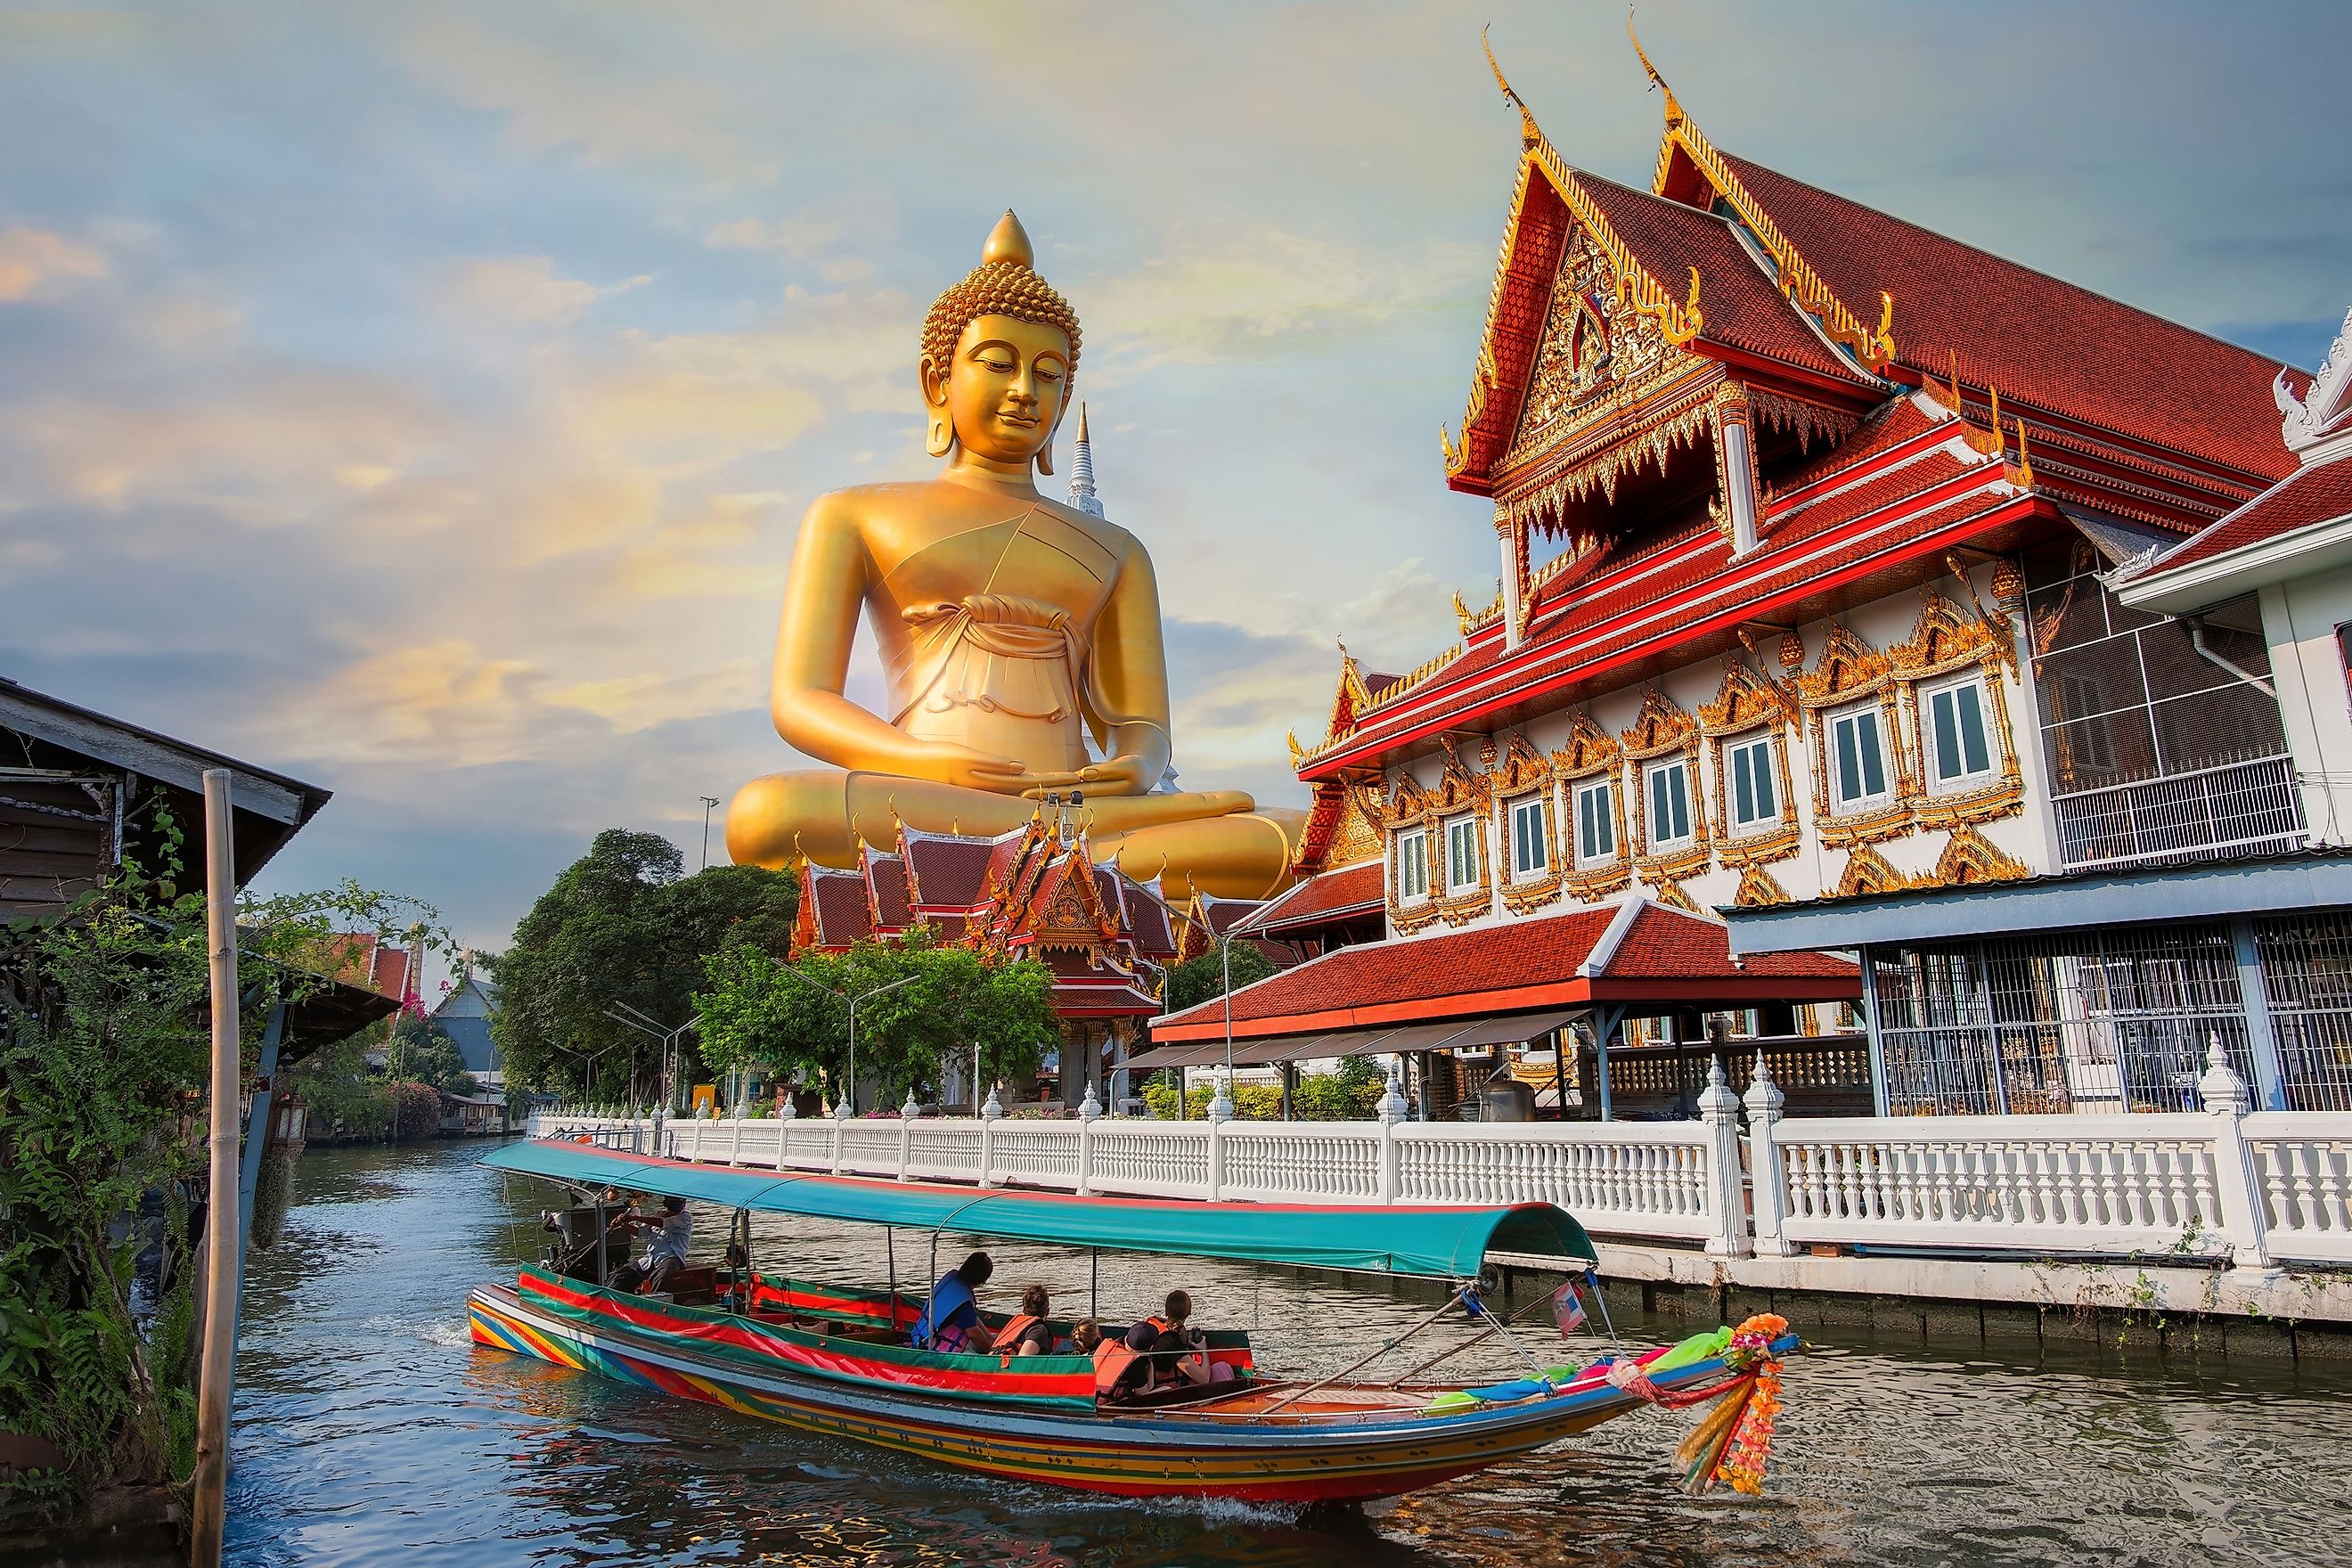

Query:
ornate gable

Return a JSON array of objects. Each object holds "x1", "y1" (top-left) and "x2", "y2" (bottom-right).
[
  {"x1": 1793, "y1": 623, "x2": 1894, "y2": 706},
  {"x1": 1619, "y1": 686, "x2": 1697, "y2": 758},
  {"x1": 1490, "y1": 731, "x2": 1552, "y2": 796},
  {"x1": 1697, "y1": 659, "x2": 1793, "y2": 735},
  {"x1": 1549, "y1": 710, "x2": 1621, "y2": 779}
]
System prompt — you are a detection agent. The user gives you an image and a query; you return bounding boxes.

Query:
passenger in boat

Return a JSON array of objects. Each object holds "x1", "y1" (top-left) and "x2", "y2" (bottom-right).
[
  {"x1": 997, "y1": 1285, "x2": 1056, "y2": 1357},
  {"x1": 911, "y1": 1251, "x2": 996, "y2": 1352},
  {"x1": 611, "y1": 1196, "x2": 693, "y2": 1294},
  {"x1": 1096, "y1": 1290, "x2": 1231, "y2": 1400}
]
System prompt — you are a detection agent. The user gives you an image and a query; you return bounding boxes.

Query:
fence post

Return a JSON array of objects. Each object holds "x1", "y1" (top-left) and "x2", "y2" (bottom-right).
[
  {"x1": 2198, "y1": 1035, "x2": 2273, "y2": 1269},
  {"x1": 830, "y1": 1098, "x2": 848, "y2": 1177},
  {"x1": 898, "y1": 1090, "x2": 919, "y2": 1181},
  {"x1": 1698, "y1": 1057, "x2": 1752, "y2": 1258},
  {"x1": 1076, "y1": 1084, "x2": 1101, "y2": 1196},
  {"x1": 1376, "y1": 1060, "x2": 1408, "y2": 1205},
  {"x1": 1744, "y1": 1052, "x2": 1793, "y2": 1257},
  {"x1": 1205, "y1": 1069, "x2": 1234, "y2": 1203},
  {"x1": 775, "y1": 1094, "x2": 795, "y2": 1172},
  {"x1": 979, "y1": 1086, "x2": 1003, "y2": 1188}
]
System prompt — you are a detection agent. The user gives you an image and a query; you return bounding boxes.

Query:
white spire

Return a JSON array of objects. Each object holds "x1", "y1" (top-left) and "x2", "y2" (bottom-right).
[{"x1": 1066, "y1": 402, "x2": 1105, "y2": 517}]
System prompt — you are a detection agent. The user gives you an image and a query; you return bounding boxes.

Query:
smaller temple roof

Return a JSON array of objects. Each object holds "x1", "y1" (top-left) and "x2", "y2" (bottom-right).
[
  {"x1": 1230, "y1": 860, "x2": 1384, "y2": 939},
  {"x1": 901, "y1": 828, "x2": 996, "y2": 911},
  {"x1": 1152, "y1": 894, "x2": 1854, "y2": 1043}
]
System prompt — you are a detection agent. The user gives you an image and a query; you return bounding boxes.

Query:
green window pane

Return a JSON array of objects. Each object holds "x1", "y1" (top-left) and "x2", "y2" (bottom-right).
[
  {"x1": 1859, "y1": 712, "x2": 1886, "y2": 796},
  {"x1": 1932, "y1": 689, "x2": 1962, "y2": 780},
  {"x1": 1959, "y1": 684, "x2": 1989, "y2": 774},
  {"x1": 1752, "y1": 745, "x2": 1776, "y2": 819},
  {"x1": 1835, "y1": 718, "x2": 1861, "y2": 803}
]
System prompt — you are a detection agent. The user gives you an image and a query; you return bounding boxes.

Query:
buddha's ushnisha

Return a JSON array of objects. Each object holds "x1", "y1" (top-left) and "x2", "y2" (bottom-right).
[{"x1": 725, "y1": 212, "x2": 1303, "y2": 898}]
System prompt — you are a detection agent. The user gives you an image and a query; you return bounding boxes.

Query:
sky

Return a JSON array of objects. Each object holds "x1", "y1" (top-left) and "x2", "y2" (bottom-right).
[{"x1": 3, "y1": 1, "x2": 2347, "y2": 965}]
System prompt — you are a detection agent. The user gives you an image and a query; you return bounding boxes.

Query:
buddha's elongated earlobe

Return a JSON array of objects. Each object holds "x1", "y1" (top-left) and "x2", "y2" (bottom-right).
[
  {"x1": 921, "y1": 362, "x2": 954, "y2": 458},
  {"x1": 1035, "y1": 401, "x2": 1065, "y2": 477}
]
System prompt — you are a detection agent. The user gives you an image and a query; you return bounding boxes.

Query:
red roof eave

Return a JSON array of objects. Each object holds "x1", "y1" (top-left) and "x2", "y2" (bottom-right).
[{"x1": 1303, "y1": 486, "x2": 2046, "y2": 780}]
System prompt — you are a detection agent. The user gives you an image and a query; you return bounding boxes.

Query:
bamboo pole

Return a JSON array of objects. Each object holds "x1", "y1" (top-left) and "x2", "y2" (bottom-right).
[{"x1": 189, "y1": 771, "x2": 240, "y2": 1568}]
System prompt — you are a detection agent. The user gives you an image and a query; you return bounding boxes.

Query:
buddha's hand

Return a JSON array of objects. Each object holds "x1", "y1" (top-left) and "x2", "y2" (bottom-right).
[
  {"x1": 910, "y1": 741, "x2": 1037, "y2": 793},
  {"x1": 1018, "y1": 754, "x2": 1156, "y2": 797}
]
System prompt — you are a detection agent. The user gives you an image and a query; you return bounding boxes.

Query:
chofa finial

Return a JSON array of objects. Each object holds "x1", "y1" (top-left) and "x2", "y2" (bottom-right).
[
  {"x1": 1482, "y1": 25, "x2": 1543, "y2": 144},
  {"x1": 1626, "y1": 9, "x2": 1684, "y2": 127},
  {"x1": 983, "y1": 210, "x2": 1034, "y2": 270}
]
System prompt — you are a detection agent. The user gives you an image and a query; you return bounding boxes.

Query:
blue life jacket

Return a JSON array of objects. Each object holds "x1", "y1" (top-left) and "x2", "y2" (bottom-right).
[{"x1": 911, "y1": 1271, "x2": 976, "y2": 1351}]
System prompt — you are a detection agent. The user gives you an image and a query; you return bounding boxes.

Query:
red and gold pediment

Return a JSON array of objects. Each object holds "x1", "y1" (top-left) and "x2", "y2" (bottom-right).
[
  {"x1": 1832, "y1": 845, "x2": 1907, "y2": 899},
  {"x1": 1891, "y1": 589, "x2": 2016, "y2": 679},
  {"x1": 1793, "y1": 623, "x2": 1893, "y2": 706},
  {"x1": 1619, "y1": 686, "x2": 1697, "y2": 758},
  {"x1": 1548, "y1": 711, "x2": 1621, "y2": 779},
  {"x1": 1698, "y1": 659, "x2": 1794, "y2": 735}
]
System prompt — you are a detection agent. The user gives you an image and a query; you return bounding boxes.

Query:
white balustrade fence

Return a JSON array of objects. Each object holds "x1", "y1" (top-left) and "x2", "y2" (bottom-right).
[{"x1": 528, "y1": 1046, "x2": 2352, "y2": 1270}]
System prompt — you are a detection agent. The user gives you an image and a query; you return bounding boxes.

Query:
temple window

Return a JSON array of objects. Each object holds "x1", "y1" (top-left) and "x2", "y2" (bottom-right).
[
  {"x1": 1724, "y1": 735, "x2": 1779, "y2": 833},
  {"x1": 1445, "y1": 815, "x2": 1482, "y2": 893},
  {"x1": 1644, "y1": 759, "x2": 1695, "y2": 848},
  {"x1": 1828, "y1": 703, "x2": 1892, "y2": 810},
  {"x1": 1509, "y1": 796, "x2": 1550, "y2": 879},
  {"x1": 1921, "y1": 674, "x2": 1995, "y2": 792},
  {"x1": 1396, "y1": 828, "x2": 1432, "y2": 902},
  {"x1": 1573, "y1": 779, "x2": 1618, "y2": 864}
]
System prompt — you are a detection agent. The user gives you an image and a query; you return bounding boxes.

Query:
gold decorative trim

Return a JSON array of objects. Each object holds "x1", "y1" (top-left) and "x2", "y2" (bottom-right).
[
  {"x1": 1797, "y1": 623, "x2": 1920, "y2": 847},
  {"x1": 1544, "y1": 712, "x2": 1631, "y2": 903},
  {"x1": 1634, "y1": 30, "x2": 1894, "y2": 375},
  {"x1": 1921, "y1": 826, "x2": 2031, "y2": 888},
  {"x1": 1734, "y1": 865, "x2": 1793, "y2": 908},
  {"x1": 1490, "y1": 733, "x2": 1563, "y2": 915},
  {"x1": 1620, "y1": 688, "x2": 1711, "y2": 879},
  {"x1": 1652, "y1": 879, "x2": 1702, "y2": 914},
  {"x1": 1891, "y1": 590, "x2": 2025, "y2": 829},
  {"x1": 1830, "y1": 845, "x2": 1908, "y2": 900},
  {"x1": 1384, "y1": 740, "x2": 1496, "y2": 931},
  {"x1": 1700, "y1": 660, "x2": 1801, "y2": 868}
]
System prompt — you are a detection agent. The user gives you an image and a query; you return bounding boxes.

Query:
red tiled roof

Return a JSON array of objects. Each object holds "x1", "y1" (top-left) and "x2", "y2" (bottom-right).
[
  {"x1": 2143, "y1": 459, "x2": 2352, "y2": 576},
  {"x1": 903, "y1": 834, "x2": 993, "y2": 909},
  {"x1": 1580, "y1": 176, "x2": 1866, "y2": 386},
  {"x1": 806, "y1": 869, "x2": 873, "y2": 947},
  {"x1": 1456, "y1": 169, "x2": 1575, "y2": 485},
  {"x1": 1719, "y1": 153, "x2": 2297, "y2": 486},
  {"x1": 1153, "y1": 901, "x2": 1855, "y2": 1041},
  {"x1": 868, "y1": 854, "x2": 911, "y2": 928},
  {"x1": 1127, "y1": 893, "x2": 1177, "y2": 960},
  {"x1": 1233, "y1": 860, "x2": 1384, "y2": 936}
]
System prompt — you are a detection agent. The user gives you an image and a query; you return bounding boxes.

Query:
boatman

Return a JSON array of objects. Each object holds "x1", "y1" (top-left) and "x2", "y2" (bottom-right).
[
  {"x1": 613, "y1": 1196, "x2": 692, "y2": 1294},
  {"x1": 911, "y1": 1251, "x2": 996, "y2": 1352}
]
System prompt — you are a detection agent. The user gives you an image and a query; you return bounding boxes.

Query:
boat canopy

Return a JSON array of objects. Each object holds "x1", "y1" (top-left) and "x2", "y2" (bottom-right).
[{"x1": 483, "y1": 1139, "x2": 1597, "y2": 1281}]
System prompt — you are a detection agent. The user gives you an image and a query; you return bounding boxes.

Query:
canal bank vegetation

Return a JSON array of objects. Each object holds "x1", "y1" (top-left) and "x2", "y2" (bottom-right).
[
  {"x1": 288, "y1": 1015, "x2": 483, "y2": 1146},
  {"x1": 0, "y1": 834, "x2": 450, "y2": 1529},
  {"x1": 695, "y1": 926, "x2": 1058, "y2": 1107},
  {"x1": 492, "y1": 829, "x2": 799, "y2": 1102},
  {"x1": 1140, "y1": 1058, "x2": 1387, "y2": 1121}
]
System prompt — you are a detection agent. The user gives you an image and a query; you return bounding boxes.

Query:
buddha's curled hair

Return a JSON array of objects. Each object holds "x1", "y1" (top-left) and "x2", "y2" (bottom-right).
[{"x1": 920, "y1": 261, "x2": 1082, "y2": 388}]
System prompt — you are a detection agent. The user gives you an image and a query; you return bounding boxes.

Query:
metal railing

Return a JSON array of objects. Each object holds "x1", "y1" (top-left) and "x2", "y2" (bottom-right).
[{"x1": 2052, "y1": 754, "x2": 2303, "y2": 871}]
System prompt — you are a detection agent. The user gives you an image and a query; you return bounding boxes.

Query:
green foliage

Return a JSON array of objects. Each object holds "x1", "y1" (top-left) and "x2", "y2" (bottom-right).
[
  {"x1": 1164, "y1": 941, "x2": 1278, "y2": 1015},
  {"x1": 1140, "y1": 1070, "x2": 1382, "y2": 1122},
  {"x1": 493, "y1": 830, "x2": 799, "y2": 1101},
  {"x1": 0, "y1": 820, "x2": 451, "y2": 1523},
  {"x1": 388, "y1": 1016, "x2": 476, "y2": 1096},
  {"x1": 285, "y1": 1031, "x2": 393, "y2": 1140},
  {"x1": 387, "y1": 1082, "x2": 442, "y2": 1141},
  {"x1": 694, "y1": 926, "x2": 1055, "y2": 1105}
]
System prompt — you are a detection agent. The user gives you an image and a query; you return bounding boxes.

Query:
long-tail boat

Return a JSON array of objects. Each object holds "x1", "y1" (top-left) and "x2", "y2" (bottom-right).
[{"x1": 469, "y1": 1137, "x2": 1793, "y2": 1504}]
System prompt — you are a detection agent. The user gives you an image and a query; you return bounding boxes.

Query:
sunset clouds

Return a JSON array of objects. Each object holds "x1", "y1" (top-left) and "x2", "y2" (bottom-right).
[{"x1": 2, "y1": 1, "x2": 2342, "y2": 951}]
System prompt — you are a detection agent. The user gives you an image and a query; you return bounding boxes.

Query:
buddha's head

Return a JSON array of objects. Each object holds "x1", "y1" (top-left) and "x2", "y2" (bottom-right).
[{"x1": 919, "y1": 211, "x2": 1081, "y2": 475}]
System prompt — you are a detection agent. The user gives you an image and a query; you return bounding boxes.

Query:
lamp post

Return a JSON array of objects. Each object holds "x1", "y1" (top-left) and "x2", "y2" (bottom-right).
[
  {"x1": 604, "y1": 1004, "x2": 696, "y2": 1137},
  {"x1": 1120, "y1": 879, "x2": 1239, "y2": 1120},
  {"x1": 698, "y1": 796, "x2": 721, "y2": 870},
  {"x1": 773, "y1": 963, "x2": 919, "y2": 1116}
]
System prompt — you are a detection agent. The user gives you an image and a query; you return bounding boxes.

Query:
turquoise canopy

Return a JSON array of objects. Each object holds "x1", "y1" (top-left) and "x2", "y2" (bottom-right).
[{"x1": 483, "y1": 1139, "x2": 1597, "y2": 1281}]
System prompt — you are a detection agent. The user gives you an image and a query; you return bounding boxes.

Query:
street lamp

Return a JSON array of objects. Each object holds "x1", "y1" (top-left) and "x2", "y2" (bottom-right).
[
  {"x1": 772, "y1": 963, "x2": 919, "y2": 1115},
  {"x1": 698, "y1": 796, "x2": 721, "y2": 871},
  {"x1": 604, "y1": 1003, "x2": 697, "y2": 1135},
  {"x1": 1121, "y1": 879, "x2": 1239, "y2": 1119}
]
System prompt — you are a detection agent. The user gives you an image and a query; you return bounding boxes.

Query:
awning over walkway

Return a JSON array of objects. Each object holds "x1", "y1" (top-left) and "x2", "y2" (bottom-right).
[
  {"x1": 1150, "y1": 893, "x2": 1858, "y2": 1047},
  {"x1": 1124, "y1": 1009, "x2": 1586, "y2": 1073}
]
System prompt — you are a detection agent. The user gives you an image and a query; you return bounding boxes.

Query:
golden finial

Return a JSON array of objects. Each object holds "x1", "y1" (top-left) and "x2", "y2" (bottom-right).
[
  {"x1": 1440, "y1": 421, "x2": 1463, "y2": 470},
  {"x1": 1948, "y1": 348, "x2": 1965, "y2": 412},
  {"x1": 1482, "y1": 25, "x2": 1543, "y2": 144},
  {"x1": 1075, "y1": 400, "x2": 1090, "y2": 443},
  {"x1": 1685, "y1": 265, "x2": 1703, "y2": 321},
  {"x1": 1875, "y1": 290, "x2": 1897, "y2": 361},
  {"x1": 2014, "y1": 416, "x2": 2034, "y2": 486},
  {"x1": 1987, "y1": 382, "x2": 2001, "y2": 435},
  {"x1": 1286, "y1": 729, "x2": 1305, "y2": 769},
  {"x1": 1627, "y1": 10, "x2": 1684, "y2": 127},
  {"x1": 983, "y1": 209, "x2": 1034, "y2": 269}
]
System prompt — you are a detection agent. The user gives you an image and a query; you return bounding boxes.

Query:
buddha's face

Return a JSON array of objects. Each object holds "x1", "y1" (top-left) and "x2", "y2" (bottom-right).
[{"x1": 931, "y1": 313, "x2": 1071, "y2": 466}]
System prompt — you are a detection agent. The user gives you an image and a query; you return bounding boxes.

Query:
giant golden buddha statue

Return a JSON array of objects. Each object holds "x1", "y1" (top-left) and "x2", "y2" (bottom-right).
[{"x1": 725, "y1": 212, "x2": 1303, "y2": 899}]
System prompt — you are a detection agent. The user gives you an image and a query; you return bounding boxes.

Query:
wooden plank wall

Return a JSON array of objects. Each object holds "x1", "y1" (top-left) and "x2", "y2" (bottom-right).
[{"x1": 0, "y1": 772, "x2": 116, "y2": 919}]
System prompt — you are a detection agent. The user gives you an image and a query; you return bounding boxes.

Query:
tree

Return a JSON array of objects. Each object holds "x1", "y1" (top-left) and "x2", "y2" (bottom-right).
[
  {"x1": 696, "y1": 927, "x2": 1056, "y2": 1107},
  {"x1": 1164, "y1": 941, "x2": 1278, "y2": 1015},
  {"x1": 492, "y1": 829, "x2": 798, "y2": 1101},
  {"x1": 389, "y1": 1016, "x2": 476, "y2": 1097}
]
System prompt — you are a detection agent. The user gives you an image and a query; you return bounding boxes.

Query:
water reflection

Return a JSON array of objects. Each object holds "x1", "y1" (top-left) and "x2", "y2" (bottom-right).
[{"x1": 225, "y1": 1142, "x2": 2351, "y2": 1568}]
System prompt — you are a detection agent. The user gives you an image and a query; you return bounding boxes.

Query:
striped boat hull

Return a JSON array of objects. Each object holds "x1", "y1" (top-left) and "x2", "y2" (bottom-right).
[{"x1": 467, "y1": 1281, "x2": 1710, "y2": 1503}]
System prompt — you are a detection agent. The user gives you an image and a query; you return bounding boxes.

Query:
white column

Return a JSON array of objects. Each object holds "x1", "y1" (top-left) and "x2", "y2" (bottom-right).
[
  {"x1": 1205, "y1": 1068, "x2": 1233, "y2": 1203},
  {"x1": 1498, "y1": 509, "x2": 1525, "y2": 649},
  {"x1": 1720, "y1": 419, "x2": 1759, "y2": 554},
  {"x1": 1376, "y1": 1059, "x2": 1409, "y2": 1205},
  {"x1": 1076, "y1": 1082, "x2": 1101, "y2": 1196},
  {"x1": 774, "y1": 1093, "x2": 796, "y2": 1172},
  {"x1": 830, "y1": 1098, "x2": 849, "y2": 1176},
  {"x1": 2198, "y1": 1036, "x2": 2273, "y2": 1270},
  {"x1": 1744, "y1": 1052, "x2": 1793, "y2": 1257},
  {"x1": 897, "y1": 1090, "x2": 919, "y2": 1181},
  {"x1": 1698, "y1": 1057, "x2": 1752, "y2": 1258},
  {"x1": 978, "y1": 1084, "x2": 1003, "y2": 1188}
]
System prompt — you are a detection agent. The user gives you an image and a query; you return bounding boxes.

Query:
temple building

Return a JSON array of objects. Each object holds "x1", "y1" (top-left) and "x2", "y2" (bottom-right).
[{"x1": 1151, "y1": 38, "x2": 2344, "y2": 1118}]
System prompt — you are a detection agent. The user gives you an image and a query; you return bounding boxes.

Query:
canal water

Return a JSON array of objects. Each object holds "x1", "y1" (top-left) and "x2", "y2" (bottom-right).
[{"x1": 226, "y1": 1141, "x2": 2348, "y2": 1567}]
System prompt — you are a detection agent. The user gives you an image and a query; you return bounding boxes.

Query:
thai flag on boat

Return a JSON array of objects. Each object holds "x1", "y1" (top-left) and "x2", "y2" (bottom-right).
[{"x1": 1550, "y1": 1279, "x2": 1588, "y2": 1338}]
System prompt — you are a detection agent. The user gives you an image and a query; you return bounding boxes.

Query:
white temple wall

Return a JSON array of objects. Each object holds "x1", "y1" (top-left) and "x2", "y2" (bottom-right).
[
  {"x1": 1379, "y1": 561, "x2": 2052, "y2": 939},
  {"x1": 2261, "y1": 569, "x2": 2352, "y2": 846}
]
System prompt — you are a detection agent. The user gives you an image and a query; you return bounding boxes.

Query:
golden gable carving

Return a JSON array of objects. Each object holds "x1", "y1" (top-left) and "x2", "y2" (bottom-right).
[
  {"x1": 1734, "y1": 865, "x2": 1793, "y2": 907},
  {"x1": 1550, "y1": 711, "x2": 1622, "y2": 779},
  {"x1": 1831, "y1": 845, "x2": 1908, "y2": 900},
  {"x1": 1619, "y1": 686, "x2": 1698, "y2": 759}
]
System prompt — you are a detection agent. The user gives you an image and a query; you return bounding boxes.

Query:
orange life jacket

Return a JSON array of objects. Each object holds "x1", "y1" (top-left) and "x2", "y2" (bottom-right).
[
  {"x1": 1092, "y1": 1315, "x2": 1193, "y2": 1398},
  {"x1": 992, "y1": 1313, "x2": 1044, "y2": 1362}
]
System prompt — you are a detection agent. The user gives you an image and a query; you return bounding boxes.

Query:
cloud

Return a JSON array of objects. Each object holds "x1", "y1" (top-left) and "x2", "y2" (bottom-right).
[
  {"x1": 0, "y1": 228, "x2": 108, "y2": 302},
  {"x1": 445, "y1": 255, "x2": 648, "y2": 326}
]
